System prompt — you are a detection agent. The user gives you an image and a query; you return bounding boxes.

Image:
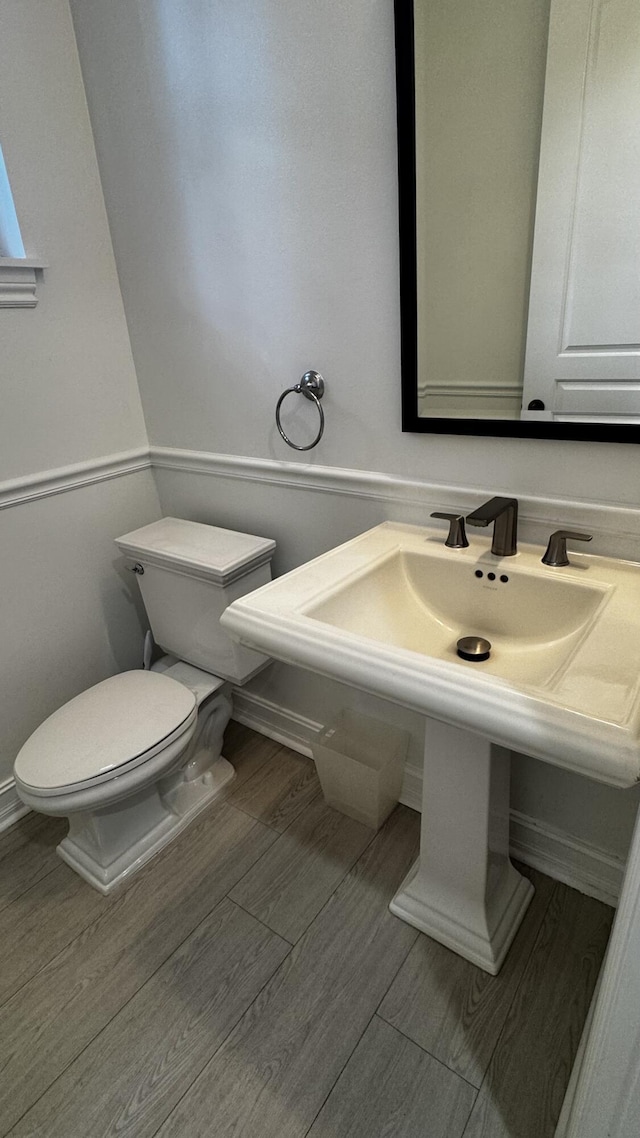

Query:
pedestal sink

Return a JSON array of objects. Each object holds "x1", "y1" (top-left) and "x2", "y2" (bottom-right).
[
  {"x1": 306, "y1": 542, "x2": 607, "y2": 688},
  {"x1": 221, "y1": 521, "x2": 640, "y2": 972}
]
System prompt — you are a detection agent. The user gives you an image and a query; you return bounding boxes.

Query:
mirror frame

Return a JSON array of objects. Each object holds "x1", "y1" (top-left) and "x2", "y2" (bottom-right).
[{"x1": 394, "y1": 0, "x2": 640, "y2": 444}]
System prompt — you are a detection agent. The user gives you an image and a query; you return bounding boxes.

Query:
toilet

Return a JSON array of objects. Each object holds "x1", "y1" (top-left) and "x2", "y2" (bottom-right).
[{"x1": 13, "y1": 518, "x2": 275, "y2": 893}]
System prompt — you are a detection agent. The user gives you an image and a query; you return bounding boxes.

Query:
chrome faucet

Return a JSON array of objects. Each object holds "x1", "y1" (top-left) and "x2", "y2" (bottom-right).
[{"x1": 466, "y1": 497, "x2": 518, "y2": 557}]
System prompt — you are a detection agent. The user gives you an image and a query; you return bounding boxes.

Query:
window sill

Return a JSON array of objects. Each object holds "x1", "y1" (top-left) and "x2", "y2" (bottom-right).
[{"x1": 0, "y1": 257, "x2": 47, "y2": 308}]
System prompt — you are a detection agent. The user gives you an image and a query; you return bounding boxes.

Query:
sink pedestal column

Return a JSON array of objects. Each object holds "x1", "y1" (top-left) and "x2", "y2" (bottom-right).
[{"x1": 390, "y1": 718, "x2": 533, "y2": 974}]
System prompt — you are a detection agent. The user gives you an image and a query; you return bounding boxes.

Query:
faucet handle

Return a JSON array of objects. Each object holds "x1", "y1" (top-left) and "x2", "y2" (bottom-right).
[
  {"x1": 542, "y1": 530, "x2": 592, "y2": 567},
  {"x1": 431, "y1": 512, "x2": 469, "y2": 549}
]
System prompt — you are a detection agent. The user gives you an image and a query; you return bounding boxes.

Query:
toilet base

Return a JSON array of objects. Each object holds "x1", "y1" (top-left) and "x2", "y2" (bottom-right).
[{"x1": 57, "y1": 756, "x2": 236, "y2": 894}]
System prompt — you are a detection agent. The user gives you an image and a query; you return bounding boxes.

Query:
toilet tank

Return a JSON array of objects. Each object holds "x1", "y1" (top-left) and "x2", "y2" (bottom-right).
[{"x1": 115, "y1": 518, "x2": 276, "y2": 684}]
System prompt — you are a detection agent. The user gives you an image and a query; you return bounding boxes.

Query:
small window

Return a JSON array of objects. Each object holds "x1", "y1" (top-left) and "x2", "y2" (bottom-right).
[
  {"x1": 0, "y1": 139, "x2": 46, "y2": 307},
  {"x1": 0, "y1": 142, "x2": 26, "y2": 258}
]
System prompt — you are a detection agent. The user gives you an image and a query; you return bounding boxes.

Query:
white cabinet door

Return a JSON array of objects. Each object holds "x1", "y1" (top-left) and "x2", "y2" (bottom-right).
[{"x1": 522, "y1": 0, "x2": 640, "y2": 422}]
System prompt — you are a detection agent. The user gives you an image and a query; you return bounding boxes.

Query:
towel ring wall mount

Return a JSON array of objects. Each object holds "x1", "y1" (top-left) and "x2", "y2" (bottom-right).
[{"x1": 276, "y1": 370, "x2": 325, "y2": 451}]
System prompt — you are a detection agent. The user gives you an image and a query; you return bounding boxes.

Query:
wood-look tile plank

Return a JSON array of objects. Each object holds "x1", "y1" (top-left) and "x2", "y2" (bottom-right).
[
  {"x1": 223, "y1": 716, "x2": 254, "y2": 750},
  {"x1": 9, "y1": 899, "x2": 290, "y2": 1138},
  {"x1": 0, "y1": 814, "x2": 66, "y2": 912},
  {"x1": 0, "y1": 861, "x2": 109, "y2": 1009},
  {"x1": 379, "y1": 865, "x2": 555, "y2": 1086},
  {"x1": 0, "y1": 725, "x2": 615, "y2": 1138},
  {"x1": 229, "y1": 745, "x2": 320, "y2": 831},
  {"x1": 0, "y1": 802, "x2": 276, "y2": 1136},
  {"x1": 222, "y1": 720, "x2": 283, "y2": 795},
  {"x1": 230, "y1": 796, "x2": 373, "y2": 942},
  {"x1": 462, "y1": 885, "x2": 612, "y2": 1138},
  {"x1": 0, "y1": 727, "x2": 277, "y2": 1012},
  {"x1": 307, "y1": 1015, "x2": 476, "y2": 1138},
  {"x1": 0, "y1": 811, "x2": 53, "y2": 861},
  {"x1": 155, "y1": 806, "x2": 421, "y2": 1138}
]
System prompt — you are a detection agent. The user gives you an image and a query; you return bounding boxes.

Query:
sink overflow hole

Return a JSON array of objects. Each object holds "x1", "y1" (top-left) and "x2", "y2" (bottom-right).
[{"x1": 474, "y1": 570, "x2": 509, "y2": 584}]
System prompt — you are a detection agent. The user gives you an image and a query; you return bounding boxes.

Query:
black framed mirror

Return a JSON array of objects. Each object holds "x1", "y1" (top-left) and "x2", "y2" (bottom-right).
[{"x1": 395, "y1": 0, "x2": 640, "y2": 443}]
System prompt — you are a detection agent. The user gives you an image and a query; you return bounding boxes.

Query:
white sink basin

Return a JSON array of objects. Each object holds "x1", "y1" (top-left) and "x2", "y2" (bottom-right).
[
  {"x1": 307, "y1": 545, "x2": 607, "y2": 688},
  {"x1": 222, "y1": 519, "x2": 640, "y2": 973},
  {"x1": 222, "y1": 521, "x2": 640, "y2": 787}
]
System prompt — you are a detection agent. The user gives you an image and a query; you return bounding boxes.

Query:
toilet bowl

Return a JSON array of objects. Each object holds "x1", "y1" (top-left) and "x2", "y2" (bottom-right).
[{"x1": 13, "y1": 518, "x2": 275, "y2": 893}]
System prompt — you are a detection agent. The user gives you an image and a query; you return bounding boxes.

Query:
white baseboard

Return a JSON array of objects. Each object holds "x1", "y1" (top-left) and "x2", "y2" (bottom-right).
[
  {"x1": 231, "y1": 688, "x2": 321, "y2": 759},
  {"x1": 399, "y1": 764, "x2": 423, "y2": 813},
  {"x1": 230, "y1": 690, "x2": 623, "y2": 907},
  {"x1": 0, "y1": 778, "x2": 29, "y2": 834},
  {"x1": 509, "y1": 809, "x2": 623, "y2": 908}
]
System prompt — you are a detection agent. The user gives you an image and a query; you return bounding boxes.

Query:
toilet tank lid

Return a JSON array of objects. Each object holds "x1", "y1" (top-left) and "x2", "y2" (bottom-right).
[{"x1": 115, "y1": 518, "x2": 276, "y2": 585}]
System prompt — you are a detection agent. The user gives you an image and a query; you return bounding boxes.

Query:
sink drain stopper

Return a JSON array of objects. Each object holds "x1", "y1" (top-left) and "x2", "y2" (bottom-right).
[{"x1": 457, "y1": 636, "x2": 491, "y2": 662}]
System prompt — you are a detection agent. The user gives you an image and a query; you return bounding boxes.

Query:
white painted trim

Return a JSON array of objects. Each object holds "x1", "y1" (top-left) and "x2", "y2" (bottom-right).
[
  {"x1": 0, "y1": 447, "x2": 151, "y2": 511},
  {"x1": 150, "y1": 445, "x2": 453, "y2": 504},
  {"x1": 230, "y1": 688, "x2": 320, "y2": 759},
  {"x1": 417, "y1": 382, "x2": 522, "y2": 401},
  {"x1": 399, "y1": 763, "x2": 423, "y2": 814},
  {"x1": 0, "y1": 257, "x2": 48, "y2": 269},
  {"x1": 558, "y1": 807, "x2": 640, "y2": 1138},
  {"x1": 0, "y1": 778, "x2": 29, "y2": 833},
  {"x1": 228, "y1": 691, "x2": 622, "y2": 905},
  {"x1": 555, "y1": 974, "x2": 602, "y2": 1137},
  {"x1": 403, "y1": 777, "x2": 621, "y2": 906},
  {"x1": 3, "y1": 442, "x2": 638, "y2": 540},
  {"x1": 509, "y1": 809, "x2": 623, "y2": 908},
  {"x1": 149, "y1": 446, "x2": 640, "y2": 553},
  {"x1": 0, "y1": 263, "x2": 39, "y2": 307}
]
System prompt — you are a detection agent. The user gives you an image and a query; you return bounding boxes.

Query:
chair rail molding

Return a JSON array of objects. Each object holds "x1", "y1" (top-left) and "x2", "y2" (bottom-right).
[
  {"x1": 5, "y1": 445, "x2": 640, "y2": 552},
  {"x1": 0, "y1": 447, "x2": 151, "y2": 511},
  {"x1": 149, "y1": 446, "x2": 640, "y2": 558}
]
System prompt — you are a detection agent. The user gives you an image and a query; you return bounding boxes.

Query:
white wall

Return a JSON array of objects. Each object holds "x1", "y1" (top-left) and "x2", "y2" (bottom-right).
[
  {"x1": 70, "y1": 0, "x2": 640, "y2": 504},
  {"x1": 0, "y1": 473, "x2": 160, "y2": 785},
  {"x1": 69, "y1": 1, "x2": 640, "y2": 877},
  {"x1": 0, "y1": 0, "x2": 148, "y2": 480},
  {"x1": 0, "y1": 1, "x2": 160, "y2": 792}
]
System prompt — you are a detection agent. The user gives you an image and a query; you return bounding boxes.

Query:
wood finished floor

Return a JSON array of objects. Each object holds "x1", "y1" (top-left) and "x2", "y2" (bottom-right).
[{"x1": 0, "y1": 722, "x2": 612, "y2": 1138}]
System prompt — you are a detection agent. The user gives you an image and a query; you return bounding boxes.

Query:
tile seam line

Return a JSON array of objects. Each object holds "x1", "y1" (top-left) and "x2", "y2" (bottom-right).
[
  {"x1": 3, "y1": 892, "x2": 292, "y2": 1137},
  {"x1": 0, "y1": 865, "x2": 84, "y2": 1012},
  {"x1": 300, "y1": 1007, "x2": 383, "y2": 1138},
  {"x1": 229, "y1": 766, "x2": 321, "y2": 834},
  {"x1": 300, "y1": 928, "x2": 420, "y2": 1138},
  {"x1": 225, "y1": 895, "x2": 295, "y2": 948},
  {"x1": 373, "y1": 1013, "x2": 481, "y2": 1093},
  {"x1": 459, "y1": 879, "x2": 563, "y2": 1138},
  {"x1": 228, "y1": 814, "x2": 378, "y2": 945},
  {"x1": 0, "y1": 810, "x2": 273, "y2": 1027},
  {"x1": 151, "y1": 813, "x2": 415, "y2": 1137},
  {"x1": 0, "y1": 816, "x2": 56, "y2": 867},
  {"x1": 0, "y1": 745, "x2": 293, "y2": 1006},
  {"x1": 253, "y1": 817, "x2": 379, "y2": 944},
  {"x1": 146, "y1": 937, "x2": 297, "y2": 1138},
  {"x1": 0, "y1": 860, "x2": 60, "y2": 920},
  {"x1": 474, "y1": 878, "x2": 560, "y2": 1089}
]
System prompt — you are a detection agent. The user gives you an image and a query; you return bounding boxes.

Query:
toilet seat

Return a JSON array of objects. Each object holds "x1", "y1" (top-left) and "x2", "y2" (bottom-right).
[{"x1": 14, "y1": 671, "x2": 197, "y2": 797}]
